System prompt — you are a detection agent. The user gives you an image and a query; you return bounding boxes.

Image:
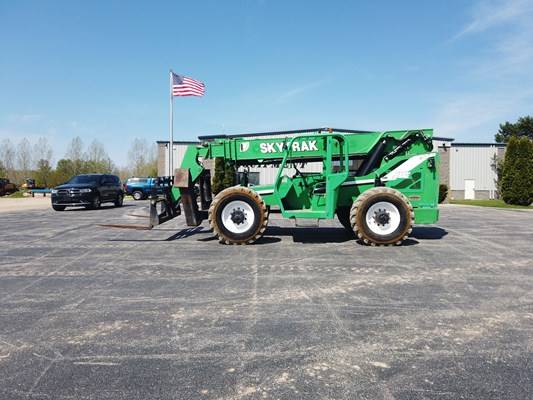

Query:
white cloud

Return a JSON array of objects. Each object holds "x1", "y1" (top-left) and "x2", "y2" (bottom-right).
[
  {"x1": 433, "y1": 90, "x2": 533, "y2": 138},
  {"x1": 5, "y1": 113, "x2": 43, "y2": 123},
  {"x1": 277, "y1": 79, "x2": 329, "y2": 103},
  {"x1": 456, "y1": 0, "x2": 533, "y2": 77},
  {"x1": 434, "y1": 0, "x2": 533, "y2": 140},
  {"x1": 455, "y1": 0, "x2": 533, "y2": 38}
]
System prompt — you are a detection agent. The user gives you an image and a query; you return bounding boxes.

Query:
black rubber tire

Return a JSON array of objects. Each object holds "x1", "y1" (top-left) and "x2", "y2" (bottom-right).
[
  {"x1": 132, "y1": 191, "x2": 144, "y2": 201},
  {"x1": 52, "y1": 205, "x2": 66, "y2": 211},
  {"x1": 114, "y1": 193, "x2": 124, "y2": 207},
  {"x1": 336, "y1": 207, "x2": 354, "y2": 235},
  {"x1": 208, "y1": 186, "x2": 268, "y2": 245},
  {"x1": 350, "y1": 187, "x2": 413, "y2": 246},
  {"x1": 90, "y1": 195, "x2": 101, "y2": 210}
]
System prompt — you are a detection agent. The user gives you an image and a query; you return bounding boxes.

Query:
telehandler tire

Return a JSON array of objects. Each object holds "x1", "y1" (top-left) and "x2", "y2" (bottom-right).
[
  {"x1": 350, "y1": 187, "x2": 413, "y2": 246},
  {"x1": 209, "y1": 186, "x2": 269, "y2": 245}
]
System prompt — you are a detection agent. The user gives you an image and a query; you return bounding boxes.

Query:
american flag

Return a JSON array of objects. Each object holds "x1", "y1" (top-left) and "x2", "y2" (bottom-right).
[{"x1": 171, "y1": 72, "x2": 205, "y2": 97}]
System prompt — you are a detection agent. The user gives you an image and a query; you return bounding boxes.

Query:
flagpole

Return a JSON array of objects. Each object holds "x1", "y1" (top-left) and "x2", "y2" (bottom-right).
[{"x1": 169, "y1": 69, "x2": 174, "y2": 177}]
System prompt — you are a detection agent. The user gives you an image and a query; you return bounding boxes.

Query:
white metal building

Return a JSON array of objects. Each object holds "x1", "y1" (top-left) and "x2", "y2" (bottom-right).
[{"x1": 449, "y1": 143, "x2": 506, "y2": 200}]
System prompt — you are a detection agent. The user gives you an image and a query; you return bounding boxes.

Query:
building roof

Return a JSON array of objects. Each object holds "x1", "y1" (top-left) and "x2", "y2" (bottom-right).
[{"x1": 452, "y1": 142, "x2": 506, "y2": 147}]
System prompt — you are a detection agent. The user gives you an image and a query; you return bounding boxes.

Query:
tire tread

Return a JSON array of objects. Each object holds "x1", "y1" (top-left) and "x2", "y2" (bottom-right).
[
  {"x1": 208, "y1": 186, "x2": 269, "y2": 245},
  {"x1": 349, "y1": 187, "x2": 413, "y2": 246}
]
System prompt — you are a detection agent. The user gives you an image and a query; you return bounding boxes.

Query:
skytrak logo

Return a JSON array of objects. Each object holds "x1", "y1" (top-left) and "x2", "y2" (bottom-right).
[{"x1": 258, "y1": 140, "x2": 318, "y2": 154}]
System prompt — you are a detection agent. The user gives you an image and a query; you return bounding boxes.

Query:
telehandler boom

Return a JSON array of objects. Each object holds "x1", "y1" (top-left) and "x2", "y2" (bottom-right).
[{"x1": 136, "y1": 127, "x2": 439, "y2": 246}]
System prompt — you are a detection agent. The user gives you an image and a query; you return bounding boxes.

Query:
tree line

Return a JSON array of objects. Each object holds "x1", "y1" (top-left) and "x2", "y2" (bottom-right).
[{"x1": 0, "y1": 136, "x2": 158, "y2": 188}]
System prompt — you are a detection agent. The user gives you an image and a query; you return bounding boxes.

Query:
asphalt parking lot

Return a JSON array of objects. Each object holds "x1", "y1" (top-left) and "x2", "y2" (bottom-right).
[{"x1": 0, "y1": 201, "x2": 532, "y2": 399}]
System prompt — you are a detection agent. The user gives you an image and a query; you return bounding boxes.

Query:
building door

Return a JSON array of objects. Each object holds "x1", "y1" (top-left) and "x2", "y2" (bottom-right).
[{"x1": 464, "y1": 179, "x2": 475, "y2": 199}]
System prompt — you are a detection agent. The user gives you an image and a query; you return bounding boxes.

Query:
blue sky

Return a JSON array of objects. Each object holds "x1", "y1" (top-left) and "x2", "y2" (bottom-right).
[{"x1": 1, "y1": 0, "x2": 533, "y2": 166}]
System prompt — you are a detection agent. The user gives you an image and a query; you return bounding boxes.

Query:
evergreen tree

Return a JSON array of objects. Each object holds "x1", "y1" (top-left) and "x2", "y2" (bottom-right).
[
  {"x1": 495, "y1": 116, "x2": 533, "y2": 143},
  {"x1": 500, "y1": 136, "x2": 533, "y2": 205},
  {"x1": 211, "y1": 158, "x2": 226, "y2": 195},
  {"x1": 211, "y1": 159, "x2": 236, "y2": 195},
  {"x1": 222, "y1": 161, "x2": 236, "y2": 189}
]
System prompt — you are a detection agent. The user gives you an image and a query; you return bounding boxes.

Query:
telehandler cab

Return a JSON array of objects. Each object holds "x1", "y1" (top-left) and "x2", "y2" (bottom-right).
[{"x1": 111, "y1": 128, "x2": 440, "y2": 246}]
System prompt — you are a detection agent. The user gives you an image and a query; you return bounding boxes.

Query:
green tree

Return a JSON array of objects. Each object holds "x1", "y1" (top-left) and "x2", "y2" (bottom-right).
[
  {"x1": 500, "y1": 136, "x2": 533, "y2": 206},
  {"x1": 53, "y1": 159, "x2": 76, "y2": 186},
  {"x1": 495, "y1": 116, "x2": 533, "y2": 143},
  {"x1": 0, "y1": 139, "x2": 16, "y2": 181},
  {"x1": 222, "y1": 161, "x2": 236, "y2": 188},
  {"x1": 65, "y1": 136, "x2": 85, "y2": 175},
  {"x1": 84, "y1": 139, "x2": 115, "y2": 173},
  {"x1": 17, "y1": 137, "x2": 33, "y2": 179},
  {"x1": 490, "y1": 153, "x2": 504, "y2": 194},
  {"x1": 34, "y1": 159, "x2": 53, "y2": 188},
  {"x1": 211, "y1": 158, "x2": 226, "y2": 195},
  {"x1": 0, "y1": 160, "x2": 7, "y2": 177},
  {"x1": 127, "y1": 138, "x2": 157, "y2": 177},
  {"x1": 83, "y1": 159, "x2": 114, "y2": 174},
  {"x1": 33, "y1": 137, "x2": 53, "y2": 167},
  {"x1": 211, "y1": 159, "x2": 236, "y2": 195}
]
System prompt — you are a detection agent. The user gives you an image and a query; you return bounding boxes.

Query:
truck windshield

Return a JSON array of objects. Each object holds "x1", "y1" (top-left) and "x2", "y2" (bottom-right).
[{"x1": 67, "y1": 175, "x2": 100, "y2": 185}]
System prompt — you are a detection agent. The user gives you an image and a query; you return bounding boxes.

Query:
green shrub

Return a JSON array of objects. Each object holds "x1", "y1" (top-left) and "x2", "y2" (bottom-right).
[
  {"x1": 211, "y1": 158, "x2": 236, "y2": 195},
  {"x1": 211, "y1": 158, "x2": 225, "y2": 195},
  {"x1": 439, "y1": 184, "x2": 448, "y2": 203},
  {"x1": 500, "y1": 136, "x2": 533, "y2": 206},
  {"x1": 222, "y1": 161, "x2": 236, "y2": 189}
]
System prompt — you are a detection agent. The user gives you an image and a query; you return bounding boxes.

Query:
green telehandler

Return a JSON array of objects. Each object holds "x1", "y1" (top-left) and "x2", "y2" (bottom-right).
[{"x1": 114, "y1": 127, "x2": 440, "y2": 246}]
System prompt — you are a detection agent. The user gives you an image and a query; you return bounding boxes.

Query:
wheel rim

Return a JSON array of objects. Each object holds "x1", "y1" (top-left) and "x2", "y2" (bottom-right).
[
  {"x1": 94, "y1": 197, "x2": 101, "y2": 207},
  {"x1": 365, "y1": 201, "x2": 401, "y2": 235},
  {"x1": 133, "y1": 192, "x2": 141, "y2": 200},
  {"x1": 221, "y1": 200, "x2": 255, "y2": 234}
]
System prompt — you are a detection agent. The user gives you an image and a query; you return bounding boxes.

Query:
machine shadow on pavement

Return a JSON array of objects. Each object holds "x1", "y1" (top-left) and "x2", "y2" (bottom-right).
[
  {"x1": 105, "y1": 222, "x2": 447, "y2": 245},
  {"x1": 264, "y1": 226, "x2": 353, "y2": 243},
  {"x1": 410, "y1": 226, "x2": 448, "y2": 240},
  {"x1": 107, "y1": 226, "x2": 208, "y2": 242}
]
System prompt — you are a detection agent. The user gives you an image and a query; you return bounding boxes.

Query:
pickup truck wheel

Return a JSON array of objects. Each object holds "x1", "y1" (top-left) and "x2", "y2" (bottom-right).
[
  {"x1": 114, "y1": 193, "x2": 124, "y2": 207},
  {"x1": 209, "y1": 186, "x2": 268, "y2": 245},
  {"x1": 132, "y1": 190, "x2": 144, "y2": 201},
  {"x1": 52, "y1": 205, "x2": 66, "y2": 211},
  {"x1": 350, "y1": 187, "x2": 413, "y2": 246},
  {"x1": 89, "y1": 195, "x2": 101, "y2": 210}
]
